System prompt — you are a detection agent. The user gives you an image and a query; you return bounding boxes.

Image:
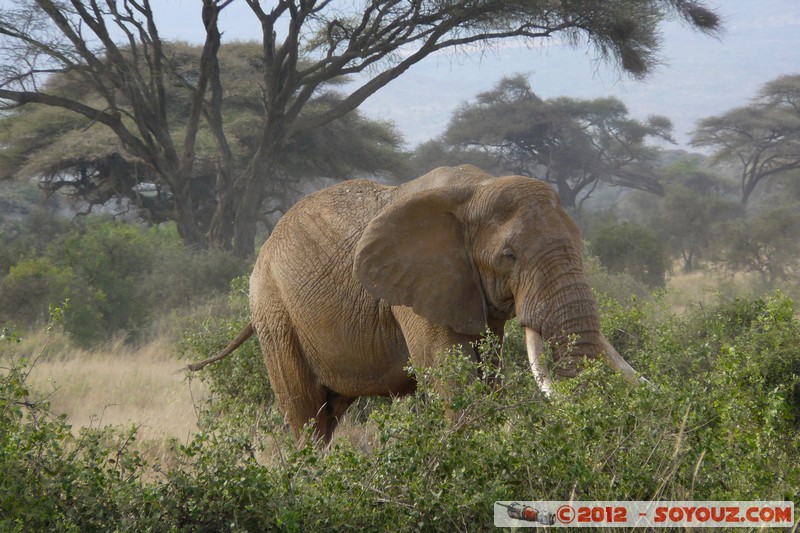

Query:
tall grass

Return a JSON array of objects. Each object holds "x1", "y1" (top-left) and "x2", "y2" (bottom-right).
[{"x1": 23, "y1": 329, "x2": 207, "y2": 444}]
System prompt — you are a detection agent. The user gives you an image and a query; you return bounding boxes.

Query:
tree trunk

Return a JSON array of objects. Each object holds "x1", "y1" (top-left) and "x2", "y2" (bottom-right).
[
  {"x1": 232, "y1": 186, "x2": 262, "y2": 259},
  {"x1": 207, "y1": 150, "x2": 274, "y2": 258},
  {"x1": 741, "y1": 178, "x2": 756, "y2": 206},
  {"x1": 683, "y1": 250, "x2": 695, "y2": 272},
  {"x1": 207, "y1": 185, "x2": 236, "y2": 252},
  {"x1": 206, "y1": 176, "x2": 259, "y2": 257},
  {"x1": 557, "y1": 184, "x2": 578, "y2": 210},
  {"x1": 741, "y1": 162, "x2": 759, "y2": 206},
  {"x1": 173, "y1": 195, "x2": 208, "y2": 249}
]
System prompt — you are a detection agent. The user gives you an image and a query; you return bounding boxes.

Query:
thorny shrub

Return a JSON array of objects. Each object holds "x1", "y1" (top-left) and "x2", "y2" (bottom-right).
[{"x1": 1, "y1": 292, "x2": 799, "y2": 530}]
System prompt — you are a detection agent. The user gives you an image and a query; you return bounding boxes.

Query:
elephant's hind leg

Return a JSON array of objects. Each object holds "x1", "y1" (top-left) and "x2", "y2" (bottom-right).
[
  {"x1": 253, "y1": 277, "x2": 331, "y2": 442},
  {"x1": 257, "y1": 317, "x2": 330, "y2": 441},
  {"x1": 323, "y1": 392, "x2": 356, "y2": 443}
]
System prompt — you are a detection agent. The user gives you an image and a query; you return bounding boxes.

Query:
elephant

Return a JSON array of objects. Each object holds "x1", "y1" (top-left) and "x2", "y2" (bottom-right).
[{"x1": 190, "y1": 165, "x2": 643, "y2": 443}]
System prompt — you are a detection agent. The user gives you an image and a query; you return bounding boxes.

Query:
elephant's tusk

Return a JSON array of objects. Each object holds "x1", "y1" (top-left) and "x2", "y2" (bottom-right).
[
  {"x1": 525, "y1": 327, "x2": 554, "y2": 396},
  {"x1": 599, "y1": 333, "x2": 651, "y2": 387}
]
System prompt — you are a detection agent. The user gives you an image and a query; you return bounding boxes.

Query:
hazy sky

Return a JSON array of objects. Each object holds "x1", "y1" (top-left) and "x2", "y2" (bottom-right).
[
  {"x1": 6, "y1": 0, "x2": 800, "y2": 149},
  {"x1": 152, "y1": 0, "x2": 800, "y2": 149}
]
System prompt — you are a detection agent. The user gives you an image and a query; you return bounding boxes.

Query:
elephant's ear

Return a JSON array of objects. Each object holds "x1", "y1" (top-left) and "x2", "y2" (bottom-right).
[{"x1": 354, "y1": 187, "x2": 487, "y2": 335}]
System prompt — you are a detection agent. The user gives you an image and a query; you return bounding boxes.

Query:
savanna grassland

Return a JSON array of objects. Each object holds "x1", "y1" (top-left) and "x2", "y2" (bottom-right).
[
  {"x1": 3, "y1": 215, "x2": 799, "y2": 530},
  {"x1": 3, "y1": 69, "x2": 800, "y2": 529},
  {"x1": 22, "y1": 333, "x2": 207, "y2": 445},
  {"x1": 17, "y1": 266, "x2": 770, "y2": 443}
]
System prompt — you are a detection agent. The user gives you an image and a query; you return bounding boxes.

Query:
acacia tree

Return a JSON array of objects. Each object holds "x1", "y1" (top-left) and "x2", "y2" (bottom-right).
[
  {"x1": 0, "y1": 42, "x2": 406, "y2": 229},
  {"x1": 652, "y1": 167, "x2": 742, "y2": 271},
  {"x1": 1, "y1": 0, "x2": 720, "y2": 257},
  {"x1": 437, "y1": 75, "x2": 673, "y2": 209},
  {"x1": 721, "y1": 205, "x2": 800, "y2": 287},
  {"x1": 691, "y1": 74, "x2": 800, "y2": 206}
]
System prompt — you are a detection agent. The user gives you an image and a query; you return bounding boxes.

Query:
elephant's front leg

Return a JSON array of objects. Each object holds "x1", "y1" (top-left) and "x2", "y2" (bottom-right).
[{"x1": 392, "y1": 306, "x2": 481, "y2": 370}]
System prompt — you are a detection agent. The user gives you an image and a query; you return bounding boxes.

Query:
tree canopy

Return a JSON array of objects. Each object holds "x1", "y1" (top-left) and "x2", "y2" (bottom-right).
[
  {"x1": 0, "y1": 41, "x2": 406, "y2": 229},
  {"x1": 721, "y1": 205, "x2": 800, "y2": 287},
  {"x1": 0, "y1": 0, "x2": 720, "y2": 256},
  {"x1": 647, "y1": 163, "x2": 742, "y2": 272},
  {"x1": 691, "y1": 74, "x2": 800, "y2": 206},
  {"x1": 430, "y1": 75, "x2": 673, "y2": 209}
]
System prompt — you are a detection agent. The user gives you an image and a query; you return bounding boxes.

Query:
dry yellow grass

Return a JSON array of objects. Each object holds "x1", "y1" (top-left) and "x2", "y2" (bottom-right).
[
  {"x1": 664, "y1": 267, "x2": 764, "y2": 314},
  {"x1": 24, "y1": 333, "x2": 208, "y2": 445}
]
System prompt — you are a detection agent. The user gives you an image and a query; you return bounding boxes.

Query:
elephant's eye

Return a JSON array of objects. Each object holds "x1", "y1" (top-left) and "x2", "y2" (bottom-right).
[{"x1": 501, "y1": 248, "x2": 517, "y2": 261}]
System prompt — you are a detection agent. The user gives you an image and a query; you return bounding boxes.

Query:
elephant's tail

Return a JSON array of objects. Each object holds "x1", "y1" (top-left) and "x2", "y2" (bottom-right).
[{"x1": 185, "y1": 322, "x2": 255, "y2": 372}]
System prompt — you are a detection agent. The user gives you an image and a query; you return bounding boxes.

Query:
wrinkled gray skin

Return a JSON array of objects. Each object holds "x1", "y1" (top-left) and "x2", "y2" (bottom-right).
[{"x1": 250, "y1": 165, "x2": 640, "y2": 442}]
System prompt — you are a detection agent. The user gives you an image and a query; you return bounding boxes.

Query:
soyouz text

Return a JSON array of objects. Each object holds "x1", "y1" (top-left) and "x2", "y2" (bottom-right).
[{"x1": 494, "y1": 501, "x2": 795, "y2": 528}]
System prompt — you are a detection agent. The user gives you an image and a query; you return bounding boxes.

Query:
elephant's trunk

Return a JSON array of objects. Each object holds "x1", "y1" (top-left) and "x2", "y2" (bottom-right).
[
  {"x1": 525, "y1": 274, "x2": 604, "y2": 378},
  {"x1": 520, "y1": 260, "x2": 644, "y2": 390}
]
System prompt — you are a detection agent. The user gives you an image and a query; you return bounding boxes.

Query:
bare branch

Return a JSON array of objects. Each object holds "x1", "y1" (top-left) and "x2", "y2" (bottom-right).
[{"x1": 0, "y1": 86, "x2": 149, "y2": 155}]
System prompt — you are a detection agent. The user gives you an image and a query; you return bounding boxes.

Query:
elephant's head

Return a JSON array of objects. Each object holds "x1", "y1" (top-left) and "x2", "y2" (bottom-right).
[{"x1": 354, "y1": 173, "x2": 642, "y2": 392}]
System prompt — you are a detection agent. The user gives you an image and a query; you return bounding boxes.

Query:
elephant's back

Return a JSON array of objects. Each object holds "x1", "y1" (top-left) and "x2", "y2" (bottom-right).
[
  {"x1": 277, "y1": 179, "x2": 394, "y2": 239},
  {"x1": 259, "y1": 180, "x2": 390, "y2": 259}
]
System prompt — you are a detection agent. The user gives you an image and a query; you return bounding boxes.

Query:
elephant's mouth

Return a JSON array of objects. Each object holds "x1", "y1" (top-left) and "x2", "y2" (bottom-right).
[
  {"x1": 523, "y1": 327, "x2": 647, "y2": 394},
  {"x1": 487, "y1": 292, "x2": 516, "y2": 320},
  {"x1": 487, "y1": 301, "x2": 514, "y2": 320}
]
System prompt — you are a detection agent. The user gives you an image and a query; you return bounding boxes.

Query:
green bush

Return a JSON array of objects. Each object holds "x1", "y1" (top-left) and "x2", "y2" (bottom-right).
[
  {"x1": 720, "y1": 205, "x2": 800, "y2": 287},
  {"x1": 0, "y1": 258, "x2": 106, "y2": 345},
  {"x1": 171, "y1": 290, "x2": 798, "y2": 529},
  {"x1": 0, "y1": 209, "x2": 73, "y2": 273},
  {"x1": 0, "y1": 324, "x2": 157, "y2": 531},
  {"x1": 178, "y1": 276, "x2": 273, "y2": 432},
  {"x1": 2, "y1": 292, "x2": 798, "y2": 530},
  {"x1": 141, "y1": 234, "x2": 248, "y2": 315},
  {"x1": 164, "y1": 291, "x2": 798, "y2": 529},
  {"x1": 45, "y1": 219, "x2": 156, "y2": 335},
  {"x1": 0, "y1": 216, "x2": 248, "y2": 346},
  {"x1": 587, "y1": 218, "x2": 668, "y2": 287},
  {"x1": 163, "y1": 290, "x2": 798, "y2": 530},
  {"x1": 1, "y1": 257, "x2": 79, "y2": 325},
  {"x1": 584, "y1": 249, "x2": 652, "y2": 302}
]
